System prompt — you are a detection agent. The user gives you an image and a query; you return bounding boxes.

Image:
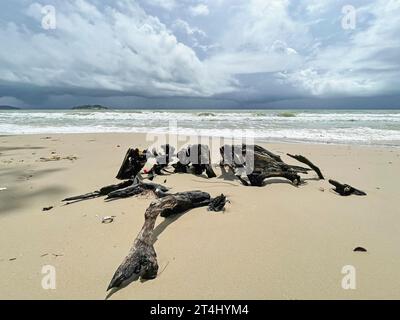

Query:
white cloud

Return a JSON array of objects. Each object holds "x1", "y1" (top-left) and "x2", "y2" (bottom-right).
[
  {"x1": 189, "y1": 4, "x2": 210, "y2": 16},
  {"x1": 172, "y1": 19, "x2": 206, "y2": 37},
  {"x1": 281, "y1": 68, "x2": 380, "y2": 96},
  {"x1": 282, "y1": 0, "x2": 400, "y2": 96},
  {"x1": 0, "y1": 0, "x2": 234, "y2": 98},
  {"x1": 144, "y1": 0, "x2": 177, "y2": 11},
  {"x1": 305, "y1": 0, "x2": 336, "y2": 15},
  {"x1": 1, "y1": 0, "x2": 399, "y2": 103}
]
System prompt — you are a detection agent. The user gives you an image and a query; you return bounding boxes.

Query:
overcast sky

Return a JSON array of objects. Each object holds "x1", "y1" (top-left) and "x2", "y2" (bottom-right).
[{"x1": 0, "y1": 0, "x2": 399, "y2": 108}]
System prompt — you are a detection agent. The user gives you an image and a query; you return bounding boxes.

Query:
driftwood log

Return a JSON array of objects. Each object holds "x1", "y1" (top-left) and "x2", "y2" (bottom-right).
[
  {"x1": 107, "y1": 190, "x2": 216, "y2": 291},
  {"x1": 329, "y1": 179, "x2": 367, "y2": 196},
  {"x1": 220, "y1": 144, "x2": 323, "y2": 186}
]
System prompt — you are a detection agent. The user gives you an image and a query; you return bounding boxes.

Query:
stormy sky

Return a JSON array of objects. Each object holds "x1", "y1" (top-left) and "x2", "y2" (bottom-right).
[{"x1": 0, "y1": 0, "x2": 400, "y2": 109}]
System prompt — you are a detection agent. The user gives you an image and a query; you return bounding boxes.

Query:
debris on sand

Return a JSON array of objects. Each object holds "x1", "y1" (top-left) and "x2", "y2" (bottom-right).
[
  {"x1": 353, "y1": 247, "x2": 367, "y2": 252},
  {"x1": 329, "y1": 180, "x2": 366, "y2": 196},
  {"x1": 0, "y1": 187, "x2": 7, "y2": 192},
  {"x1": 64, "y1": 156, "x2": 78, "y2": 161},
  {"x1": 42, "y1": 206, "x2": 54, "y2": 212},
  {"x1": 40, "y1": 155, "x2": 78, "y2": 162},
  {"x1": 40, "y1": 155, "x2": 61, "y2": 162},
  {"x1": 52, "y1": 253, "x2": 64, "y2": 257},
  {"x1": 101, "y1": 216, "x2": 116, "y2": 224}
]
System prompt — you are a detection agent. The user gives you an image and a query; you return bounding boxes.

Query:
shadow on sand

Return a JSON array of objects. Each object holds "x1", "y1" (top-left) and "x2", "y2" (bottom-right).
[
  {"x1": 104, "y1": 210, "x2": 188, "y2": 299},
  {"x1": 0, "y1": 166, "x2": 68, "y2": 215}
]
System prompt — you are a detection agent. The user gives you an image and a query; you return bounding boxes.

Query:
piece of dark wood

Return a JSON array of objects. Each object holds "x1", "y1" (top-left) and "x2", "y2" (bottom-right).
[
  {"x1": 220, "y1": 144, "x2": 313, "y2": 187},
  {"x1": 106, "y1": 179, "x2": 169, "y2": 200},
  {"x1": 287, "y1": 153, "x2": 324, "y2": 180},
  {"x1": 62, "y1": 180, "x2": 134, "y2": 203},
  {"x1": 329, "y1": 179, "x2": 367, "y2": 196},
  {"x1": 62, "y1": 176, "x2": 169, "y2": 203},
  {"x1": 107, "y1": 191, "x2": 211, "y2": 291},
  {"x1": 116, "y1": 148, "x2": 147, "y2": 180},
  {"x1": 353, "y1": 247, "x2": 367, "y2": 252},
  {"x1": 208, "y1": 194, "x2": 228, "y2": 212}
]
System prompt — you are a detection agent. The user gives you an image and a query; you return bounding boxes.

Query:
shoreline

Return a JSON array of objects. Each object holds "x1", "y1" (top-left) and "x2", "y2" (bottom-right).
[
  {"x1": 1, "y1": 109, "x2": 399, "y2": 147},
  {"x1": 1, "y1": 132, "x2": 399, "y2": 149},
  {"x1": 1, "y1": 133, "x2": 400, "y2": 299}
]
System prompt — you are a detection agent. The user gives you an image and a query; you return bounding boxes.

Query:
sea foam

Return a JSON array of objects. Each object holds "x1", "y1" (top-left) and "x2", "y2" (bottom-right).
[{"x1": 1, "y1": 109, "x2": 399, "y2": 146}]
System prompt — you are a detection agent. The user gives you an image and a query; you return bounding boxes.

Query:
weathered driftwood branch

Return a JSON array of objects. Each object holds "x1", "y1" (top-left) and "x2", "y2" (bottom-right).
[
  {"x1": 106, "y1": 179, "x2": 169, "y2": 200},
  {"x1": 287, "y1": 153, "x2": 324, "y2": 180},
  {"x1": 62, "y1": 178, "x2": 168, "y2": 203},
  {"x1": 329, "y1": 179, "x2": 367, "y2": 196},
  {"x1": 62, "y1": 180, "x2": 134, "y2": 203},
  {"x1": 107, "y1": 191, "x2": 214, "y2": 291}
]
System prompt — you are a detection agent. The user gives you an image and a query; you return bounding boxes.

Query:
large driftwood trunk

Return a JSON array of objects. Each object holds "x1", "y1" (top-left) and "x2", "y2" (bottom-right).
[
  {"x1": 107, "y1": 191, "x2": 211, "y2": 291},
  {"x1": 220, "y1": 144, "x2": 323, "y2": 186}
]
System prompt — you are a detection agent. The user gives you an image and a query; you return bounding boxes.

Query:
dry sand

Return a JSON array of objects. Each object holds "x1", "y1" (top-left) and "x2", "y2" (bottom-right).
[{"x1": 0, "y1": 133, "x2": 399, "y2": 299}]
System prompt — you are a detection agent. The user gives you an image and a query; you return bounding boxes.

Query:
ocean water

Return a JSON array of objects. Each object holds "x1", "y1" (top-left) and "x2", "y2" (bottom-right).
[{"x1": 1, "y1": 109, "x2": 400, "y2": 146}]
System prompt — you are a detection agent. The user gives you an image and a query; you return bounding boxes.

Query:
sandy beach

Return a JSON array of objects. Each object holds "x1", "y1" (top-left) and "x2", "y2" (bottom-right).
[{"x1": 1, "y1": 133, "x2": 399, "y2": 300}]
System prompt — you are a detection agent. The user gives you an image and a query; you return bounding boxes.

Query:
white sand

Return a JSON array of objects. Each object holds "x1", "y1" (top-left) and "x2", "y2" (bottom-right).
[{"x1": 0, "y1": 133, "x2": 399, "y2": 299}]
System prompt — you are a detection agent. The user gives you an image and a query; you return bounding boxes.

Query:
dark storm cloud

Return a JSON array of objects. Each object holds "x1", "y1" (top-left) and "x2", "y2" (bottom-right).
[{"x1": 0, "y1": 0, "x2": 399, "y2": 108}]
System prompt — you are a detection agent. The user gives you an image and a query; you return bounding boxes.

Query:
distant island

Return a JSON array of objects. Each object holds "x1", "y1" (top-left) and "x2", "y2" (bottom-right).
[
  {"x1": 0, "y1": 105, "x2": 20, "y2": 110},
  {"x1": 72, "y1": 104, "x2": 109, "y2": 110}
]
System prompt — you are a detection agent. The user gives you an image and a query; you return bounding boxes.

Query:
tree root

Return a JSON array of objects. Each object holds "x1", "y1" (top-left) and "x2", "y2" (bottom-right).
[{"x1": 107, "y1": 191, "x2": 213, "y2": 290}]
